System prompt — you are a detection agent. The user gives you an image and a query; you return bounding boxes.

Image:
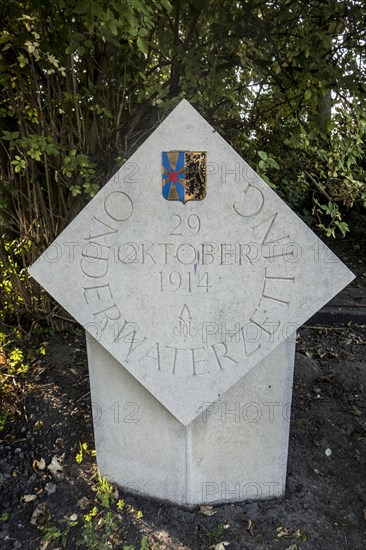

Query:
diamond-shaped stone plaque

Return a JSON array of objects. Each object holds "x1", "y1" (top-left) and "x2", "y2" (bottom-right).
[{"x1": 29, "y1": 100, "x2": 354, "y2": 425}]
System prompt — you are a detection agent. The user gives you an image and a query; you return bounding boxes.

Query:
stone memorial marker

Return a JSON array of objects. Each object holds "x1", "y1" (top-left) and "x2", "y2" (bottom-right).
[{"x1": 29, "y1": 100, "x2": 354, "y2": 507}]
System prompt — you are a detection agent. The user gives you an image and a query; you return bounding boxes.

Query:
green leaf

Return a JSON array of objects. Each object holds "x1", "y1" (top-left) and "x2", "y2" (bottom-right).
[
  {"x1": 335, "y1": 221, "x2": 349, "y2": 237},
  {"x1": 0, "y1": 32, "x2": 12, "y2": 45},
  {"x1": 131, "y1": 0, "x2": 150, "y2": 16},
  {"x1": 304, "y1": 89, "x2": 312, "y2": 101},
  {"x1": 267, "y1": 157, "x2": 280, "y2": 169},
  {"x1": 159, "y1": 0, "x2": 172, "y2": 11},
  {"x1": 106, "y1": 8, "x2": 114, "y2": 20},
  {"x1": 70, "y1": 185, "x2": 82, "y2": 197},
  {"x1": 258, "y1": 150, "x2": 268, "y2": 161},
  {"x1": 109, "y1": 20, "x2": 118, "y2": 36},
  {"x1": 73, "y1": 0, "x2": 90, "y2": 15},
  {"x1": 91, "y1": 2, "x2": 103, "y2": 18},
  {"x1": 137, "y1": 36, "x2": 148, "y2": 55},
  {"x1": 272, "y1": 61, "x2": 281, "y2": 75},
  {"x1": 2, "y1": 131, "x2": 19, "y2": 141},
  {"x1": 85, "y1": 10, "x2": 94, "y2": 32}
]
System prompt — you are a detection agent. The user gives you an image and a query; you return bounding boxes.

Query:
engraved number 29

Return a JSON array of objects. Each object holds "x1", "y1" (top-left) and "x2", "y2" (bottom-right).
[{"x1": 170, "y1": 214, "x2": 201, "y2": 236}]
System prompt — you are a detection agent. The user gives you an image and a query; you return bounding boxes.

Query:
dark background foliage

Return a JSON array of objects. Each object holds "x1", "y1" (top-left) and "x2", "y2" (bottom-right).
[{"x1": 0, "y1": 0, "x2": 365, "y2": 326}]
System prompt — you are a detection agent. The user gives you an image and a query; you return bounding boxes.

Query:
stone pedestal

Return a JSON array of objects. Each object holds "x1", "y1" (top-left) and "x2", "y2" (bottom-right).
[
  {"x1": 29, "y1": 99, "x2": 354, "y2": 506},
  {"x1": 87, "y1": 335, "x2": 295, "y2": 507}
]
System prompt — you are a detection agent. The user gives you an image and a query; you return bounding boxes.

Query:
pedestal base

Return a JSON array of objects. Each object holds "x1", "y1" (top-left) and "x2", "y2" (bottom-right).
[{"x1": 86, "y1": 335, "x2": 295, "y2": 508}]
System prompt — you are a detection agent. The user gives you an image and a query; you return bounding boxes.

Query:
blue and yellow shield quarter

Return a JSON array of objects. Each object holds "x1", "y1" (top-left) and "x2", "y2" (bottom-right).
[{"x1": 162, "y1": 151, "x2": 206, "y2": 204}]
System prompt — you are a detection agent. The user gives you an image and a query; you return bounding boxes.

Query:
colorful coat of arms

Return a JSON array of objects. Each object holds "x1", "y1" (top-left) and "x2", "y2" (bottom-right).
[{"x1": 162, "y1": 151, "x2": 206, "y2": 204}]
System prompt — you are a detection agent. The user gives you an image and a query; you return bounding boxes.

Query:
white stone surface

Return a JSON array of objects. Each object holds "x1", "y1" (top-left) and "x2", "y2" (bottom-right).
[
  {"x1": 87, "y1": 333, "x2": 296, "y2": 507},
  {"x1": 29, "y1": 99, "x2": 355, "y2": 426}
]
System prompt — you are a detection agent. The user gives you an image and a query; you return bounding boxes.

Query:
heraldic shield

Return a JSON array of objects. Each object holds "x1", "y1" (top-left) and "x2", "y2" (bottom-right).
[{"x1": 162, "y1": 151, "x2": 206, "y2": 204}]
